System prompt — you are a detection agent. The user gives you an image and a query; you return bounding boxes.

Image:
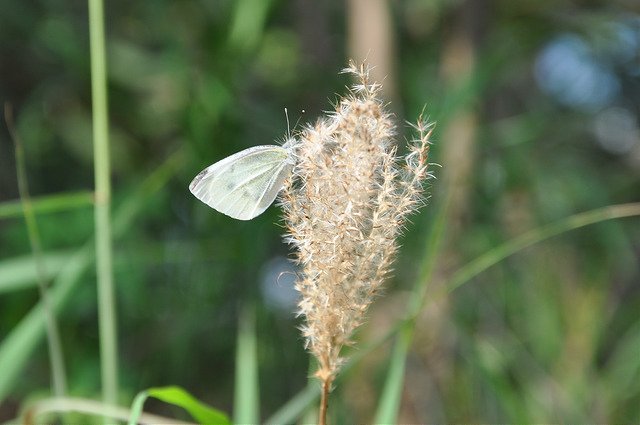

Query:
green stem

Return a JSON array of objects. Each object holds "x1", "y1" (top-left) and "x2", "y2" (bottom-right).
[
  {"x1": 446, "y1": 202, "x2": 640, "y2": 293},
  {"x1": 4, "y1": 105, "x2": 67, "y2": 399},
  {"x1": 409, "y1": 188, "x2": 453, "y2": 317},
  {"x1": 88, "y1": 0, "x2": 118, "y2": 409},
  {"x1": 374, "y1": 188, "x2": 452, "y2": 424},
  {"x1": 233, "y1": 305, "x2": 260, "y2": 425}
]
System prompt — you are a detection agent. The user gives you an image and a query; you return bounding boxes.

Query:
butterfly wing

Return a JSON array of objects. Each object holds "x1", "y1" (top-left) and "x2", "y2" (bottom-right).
[{"x1": 189, "y1": 145, "x2": 293, "y2": 220}]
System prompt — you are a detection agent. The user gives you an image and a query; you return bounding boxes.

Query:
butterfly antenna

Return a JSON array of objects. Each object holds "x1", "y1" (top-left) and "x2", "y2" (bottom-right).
[
  {"x1": 293, "y1": 109, "x2": 305, "y2": 132},
  {"x1": 285, "y1": 107, "x2": 291, "y2": 139}
]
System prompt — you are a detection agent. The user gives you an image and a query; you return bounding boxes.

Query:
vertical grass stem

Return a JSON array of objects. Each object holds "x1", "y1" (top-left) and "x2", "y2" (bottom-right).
[
  {"x1": 88, "y1": 0, "x2": 118, "y2": 409},
  {"x1": 4, "y1": 104, "x2": 68, "y2": 399}
]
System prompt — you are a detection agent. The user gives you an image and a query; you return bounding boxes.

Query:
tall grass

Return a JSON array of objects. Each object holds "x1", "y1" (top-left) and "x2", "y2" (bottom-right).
[
  {"x1": 4, "y1": 105, "x2": 67, "y2": 401},
  {"x1": 0, "y1": 150, "x2": 185, "y2": 420},
  {"x1": 88, "y1": 0, "x2": 118, "y2": 410}
]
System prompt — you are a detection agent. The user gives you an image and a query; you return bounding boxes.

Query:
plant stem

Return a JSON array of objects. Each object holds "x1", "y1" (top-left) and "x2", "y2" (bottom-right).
[
  {"x1": 233, "y1": 306, "x2": 259, "y2": 425},
  {"x1": 4, "y1": 104, "x2": 68, "y2": 399},
  {"x1": 318, "y1": 378, "x2": 330, "y2": 425},
  {"x1": 373, "y1": 188, "x2": 452, "y2": 424},
  {"x1": 447, "y1": 202, "x2": 640, "y2": 293},
  {"x1": 88, "y1": 0, "x2": 118, "y2": 410}
]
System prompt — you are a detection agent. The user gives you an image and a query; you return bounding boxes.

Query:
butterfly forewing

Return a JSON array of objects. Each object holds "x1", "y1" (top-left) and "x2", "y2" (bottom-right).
[{"x1": 189, "y1": 145, "x2": 293, "y2": 220}]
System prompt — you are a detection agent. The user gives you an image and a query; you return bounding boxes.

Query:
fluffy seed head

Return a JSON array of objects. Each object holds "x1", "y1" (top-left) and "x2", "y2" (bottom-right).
[{"x1": 280, "y1": 61, "x2": 433, "y2": 383}]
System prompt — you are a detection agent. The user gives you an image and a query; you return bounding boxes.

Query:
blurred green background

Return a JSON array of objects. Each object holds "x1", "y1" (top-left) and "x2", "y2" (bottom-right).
[{"x1": 1, "y1": 0, "x2": 639, "y2": 423}]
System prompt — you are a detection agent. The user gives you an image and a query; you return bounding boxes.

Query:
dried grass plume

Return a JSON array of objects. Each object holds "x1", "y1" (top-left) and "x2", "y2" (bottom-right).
[{"x1": 280, "y1": 61, "x2": 433, "y2": 423}]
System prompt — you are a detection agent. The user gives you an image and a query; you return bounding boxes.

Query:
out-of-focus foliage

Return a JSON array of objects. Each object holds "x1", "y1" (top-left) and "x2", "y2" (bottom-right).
[{"x1": 0, "y1": 0, "x2": 638, "y2": 423}]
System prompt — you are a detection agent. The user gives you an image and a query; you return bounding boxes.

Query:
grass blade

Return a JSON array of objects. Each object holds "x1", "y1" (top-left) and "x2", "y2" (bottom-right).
[
  {"x1": 0, "y1": 150, "x2": 184, "y2": 402},
  {"x1": 233, "y1": 305, "x2": 260, "y2": 424},
  {"x1": 376, "y1": 202, "x2": 640, "y2": 423},
  {"x1": 373, "y1": 191, "x2": 452, "y2": 423},
  {"x1": 5, "y1": 104, "x2": 67, "y2": 399},
  {"x1": 446, "y1": 202, "x2": 640, "y2": 293},
  {"x1": 373, "y1": 324, "x2": 412, "y2": 423},
  {"x1": 265, "y1": 383, "x2": 319, "y2": 425},
  {"x1": 12, "y1": 396, "x2": 193, "y2": 425},
  {"x1": 129, "y1": 387, "x2": 230, "y2": 425},
  {"x1": 0, "y1": 248, "x2": 92, "y2": 401},
  {"x1": 0, "y1": 251, "x2": 73, "y2": 294},
  {"x1": 0, "y1": 191, "x2": 94, "y2": 220}
]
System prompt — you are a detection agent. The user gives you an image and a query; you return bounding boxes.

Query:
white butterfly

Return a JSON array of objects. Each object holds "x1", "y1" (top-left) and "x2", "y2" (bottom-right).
[{"x1": 189, "y1": 143, "x2": 296, "y2": 220}]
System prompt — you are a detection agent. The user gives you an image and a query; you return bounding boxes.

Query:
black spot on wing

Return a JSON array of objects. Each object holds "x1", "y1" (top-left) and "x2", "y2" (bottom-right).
[{"x1": 189, "y1": 168, "x2": 209, "y2": 192}]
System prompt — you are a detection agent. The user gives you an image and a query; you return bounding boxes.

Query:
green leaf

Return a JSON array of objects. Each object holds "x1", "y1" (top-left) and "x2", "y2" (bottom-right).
[
  {"x1": 129, "y1": 386, "x2": 230, "y2": 425},
  {"x1": 0, "y1": 191, "x2": 94, "y2": 220},
  {"x1": 0, "y1": 251, "x2": 73, "y2": 294},
  {"x1": 373, "y1": 325, "x2": 412, "y2": 424}
]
